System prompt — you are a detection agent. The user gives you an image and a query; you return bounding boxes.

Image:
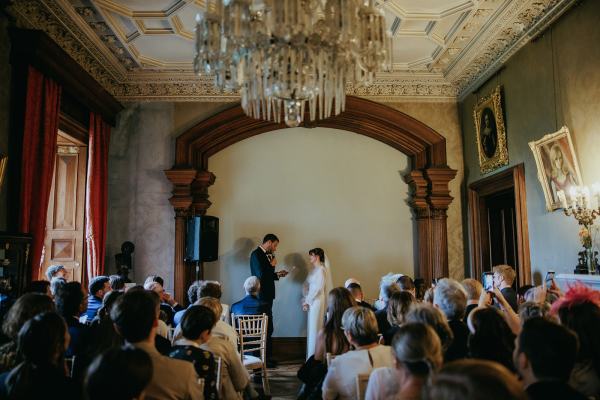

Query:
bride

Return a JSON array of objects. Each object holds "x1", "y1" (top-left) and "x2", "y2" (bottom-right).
[{"x1": 303, "y1": 247, "x2": 333, "y2": 359}]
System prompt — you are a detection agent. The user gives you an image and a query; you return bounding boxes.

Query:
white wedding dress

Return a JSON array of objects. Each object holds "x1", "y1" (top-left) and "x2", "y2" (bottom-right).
[{"x1": 305, "y1": 257, "x2": 333, "y2": 359}]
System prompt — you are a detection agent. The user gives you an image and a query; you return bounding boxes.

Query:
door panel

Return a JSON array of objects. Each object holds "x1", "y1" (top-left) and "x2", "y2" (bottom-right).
[{"x1": 43, "y1": 133, "x2": 87, "y2": 282}]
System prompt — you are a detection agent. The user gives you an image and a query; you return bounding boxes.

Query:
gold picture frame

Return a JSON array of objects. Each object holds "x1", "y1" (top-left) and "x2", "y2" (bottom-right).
[
  {"x1": 529, "y1": 126, "x2": 582, "y2": 212},
  {"x1": 0, "y1": 154, "x2": 7, "y2": 191},
  {"x1": 474, "y1": 86, "x2": 508, "y2": 174}
]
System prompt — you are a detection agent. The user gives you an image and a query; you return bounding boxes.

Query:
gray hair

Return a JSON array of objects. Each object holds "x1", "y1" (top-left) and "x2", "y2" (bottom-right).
[
  {"x1": 342, "y1": 306, "x2": 379, "y2": 346},
  {"x1": 244, "y1": 276, "x2": 261, "y2": 295},
  {"x1": 433, "y1": 278, "x2": 467, "y2": 321},
  {"x1": 50, "y1": 277, "x2": 66, "y2": 297}
]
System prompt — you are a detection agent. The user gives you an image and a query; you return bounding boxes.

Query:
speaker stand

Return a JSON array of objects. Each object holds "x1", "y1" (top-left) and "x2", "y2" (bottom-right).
[{"x1": 195, "y1": 262, "x2": 200, "y2": 282}]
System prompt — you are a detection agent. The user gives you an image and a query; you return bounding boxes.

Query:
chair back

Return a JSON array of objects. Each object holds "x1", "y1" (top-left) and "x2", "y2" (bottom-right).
[
  {"x1": 231, "y1": 313, "x2": 268, "y2": 361},
  {"x1": 355, "y1": 373, "x2": 370, "y2": 400},
  {"x1": 215, "y1": 356, "x2": 222, "y2": 397},
  {"x1": 65, "y1": 356, "x2": 76, "y2": 377}
]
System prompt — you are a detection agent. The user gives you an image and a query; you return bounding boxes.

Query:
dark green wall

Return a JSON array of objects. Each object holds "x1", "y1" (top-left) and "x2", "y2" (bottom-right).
[{"x1": 460, "y1": 0, "x2": 600, "y2": 282}]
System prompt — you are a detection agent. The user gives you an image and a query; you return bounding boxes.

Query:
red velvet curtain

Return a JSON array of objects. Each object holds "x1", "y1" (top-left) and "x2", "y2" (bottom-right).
[
  {"x1": 18, "y1": 66, "x2": 62, "y2": 280},
  {"x1": 85, "y1": 113, "x2": 110, "y2": 278}
]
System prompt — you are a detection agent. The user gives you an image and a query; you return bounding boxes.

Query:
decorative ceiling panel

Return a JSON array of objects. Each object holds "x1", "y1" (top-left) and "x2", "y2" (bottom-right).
[{"x1": 8, "y1": 0, "x2": 577, "y2": 102}]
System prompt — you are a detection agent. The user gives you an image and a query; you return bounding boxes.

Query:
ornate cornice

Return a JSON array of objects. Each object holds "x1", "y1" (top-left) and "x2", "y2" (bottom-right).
[{"x1": 7, "y1": 0, "x2": 576, "y2": 103}]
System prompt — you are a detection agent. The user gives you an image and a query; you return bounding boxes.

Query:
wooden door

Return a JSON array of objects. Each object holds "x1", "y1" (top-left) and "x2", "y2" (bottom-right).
[
  {"x1": 468, "y1": 164, "x2": 531, "y2": 287},
  {"x1": 42, "y1": 131, "x2": 87, "y2": 282}
]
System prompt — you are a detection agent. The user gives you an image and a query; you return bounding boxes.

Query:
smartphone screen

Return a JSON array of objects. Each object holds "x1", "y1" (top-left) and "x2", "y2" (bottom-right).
[
  {"x1": 482, "y1": 272, "x2": 494, "y2": 292},
  {"x1": 545, "y1": 271, "x2": 555, "y2": 285}
]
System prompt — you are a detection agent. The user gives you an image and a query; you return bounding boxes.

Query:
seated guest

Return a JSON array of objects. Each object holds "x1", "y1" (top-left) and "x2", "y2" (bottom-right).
[
  {"x1": 231, "y1": 276, "x2": 270, "y2": 316},
  {"x1": 86, "y1": 291, "x2": 125, "y2": 358},
  {"x1": 0, "y1": 294, "x2": 55, "y2": 373},
  {"x1": 382, "y1": 290, "x2": 415, "y2": 345},
  {"x1": 467, "y1": 307, "x2": 515, "y2": 372},
  {"x1": 433, "y1": 278, "x2": 468, "y2": 362},
  {"x1": 314, "y1": 287, "x2": 356, "y2": 362},
  {"x1": 173, "y1": 280, "x2": 203, "y2": 326},
  {"x1": 199, "y1": 280, "x2": 230, "y2": 323},
  {"x1": 514, "y1": 318, "x2": 587, "y2": 400},
  {"x1": 551, "y1": 284, "x2": 600, "y2": 398},
  {"x1": 197, "y1": 297, "x2": 238, "y2": 348},
  {"x1": 170, "y1": 305, "x2": 219, "y2": 400},
  {"x1": 424, "y1": 359, "x2": 526, "y2": 400},
  {"x1": 109, "y1": 274, "x2": 126, "y2": 292},
  {"x1": 517, "y1": 284, "x2": 534, "y2": 305},
  {"x1": 199, "y1": 308, "x2": 252, "y2": 400},
  {"x1": 396, "y1": 275, "x2": 416, "y2": 298},
  {"x1": 461, "y1": 278, "x2": 483, "y2": 320},
  {"x1": 24, "y1": 280, "x2": 51, "y2": 297},
  {"x1": 110, "y1": 289, "x2": 203, "y2": 399},
  {"x1": 45, "y1": 264, "x2": 67, "y2": 281},
  {"x1": 56, "y1": 281, "x2": 89, "y2": 358},
  {"x1": 405, "y1": 303, "x2": 454, "y2": 358},
  {"x1": 518, "y1": 301, "x2": 551, "y2": 324},
  {"x1": 375, "y1": 281, "x2": 400, "y2": 334},
  {"x1": 85, "y1": 346, "x2": 152, "y2": 400},
  {"x1": 492, "y1": 265, "x2": 518, "y2": 312},
  {"x1": 347, "y1": 283, "x2": 375, "y2": 311},
  {"x1": 144, "y1": 281, "x2": 182, "y2": 326},
  {"x1": 366, "y1": 323, "x2": 443, "y2": 400},
  {"x1": 50, "y1": 276, "x2": 66, "y2": 298},
  {"x1": 0, "y1": 312, "x2": 79, "y2": 399},
  {"x1": 322, "y1": 307, "x2": 394, "y2": 400},
  {"x1": 85, "y1": 276, "x2": 111, "y2": 322}
]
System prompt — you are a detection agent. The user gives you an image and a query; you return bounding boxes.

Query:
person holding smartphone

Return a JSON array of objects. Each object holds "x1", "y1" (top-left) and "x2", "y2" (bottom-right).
[{"x1": 492, "y1": 265, "x2": 518, "y2": 312}]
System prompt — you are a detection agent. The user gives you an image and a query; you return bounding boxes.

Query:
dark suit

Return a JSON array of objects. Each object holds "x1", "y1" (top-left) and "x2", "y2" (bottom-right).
[
  {"x1": 231, "y1": 294, "x2": 271, "y2": 316},
  {"x1": 249, "y1": 247, "x2": 278, "y2": 360},
  {"x1": 250, "y1": 247, "x2": 279, "y2": 302}
]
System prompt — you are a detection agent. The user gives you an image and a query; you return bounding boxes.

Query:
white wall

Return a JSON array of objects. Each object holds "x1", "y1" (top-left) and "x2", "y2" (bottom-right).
[{"x1": 203, "y1": 127, "x2": 413, "y2": 337}]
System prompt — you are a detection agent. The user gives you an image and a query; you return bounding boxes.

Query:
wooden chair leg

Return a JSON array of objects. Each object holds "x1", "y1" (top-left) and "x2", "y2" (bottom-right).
[{"x1": 262, "y1": 365, "x2": 270, "y2": 395}]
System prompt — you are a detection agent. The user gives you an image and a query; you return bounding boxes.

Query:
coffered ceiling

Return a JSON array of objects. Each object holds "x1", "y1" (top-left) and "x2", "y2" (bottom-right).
[{"x1": 9, "y1": 0, "x2": 576, "y2": 102}]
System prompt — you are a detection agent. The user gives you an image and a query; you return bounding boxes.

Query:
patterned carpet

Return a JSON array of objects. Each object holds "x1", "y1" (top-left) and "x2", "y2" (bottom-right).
[{"x1": 251, "y1": 362, "x2": 303, "y2": 400}]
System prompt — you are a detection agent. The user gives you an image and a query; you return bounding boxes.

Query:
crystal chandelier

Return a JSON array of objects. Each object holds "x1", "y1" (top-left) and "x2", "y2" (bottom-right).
[{"x1": 194, "y1": 0, "x2": 392, "y2": 127}]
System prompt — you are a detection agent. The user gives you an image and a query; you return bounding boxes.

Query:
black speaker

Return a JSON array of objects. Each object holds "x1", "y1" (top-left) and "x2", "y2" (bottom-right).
[{"x1": 185, "y1": 216, "x2": 219, "y2": 262}]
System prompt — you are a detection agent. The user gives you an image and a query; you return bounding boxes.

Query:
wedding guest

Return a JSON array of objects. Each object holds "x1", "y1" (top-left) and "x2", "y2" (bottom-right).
[
  {"x1": 199, "y1": 281, "x2": 230, "y2": 323},
  {"x1": 467, "y1": 307, "x2": 515, "y2": 372},
  {"x1": 143, "y1": 281, "x2": 182, "y2": 326},
  {"x1": 424, "y1": 359, "x2": 526, "y2": 400},
  {"x1": 85, "y1": 346, "x2": 152, "y2": 400},
  {"x1": 461, "y1": 278, "x2": 483, "y2": 320},
  {"x1": 375, "y1": 282, "x2": 400, "y2": 334},
  {"x1": 314, "y1": 287, "x2": 356, "y2": 362},
  {"x1": 55, "y1": 282, "x2": 89, "y2": 358},
  {"x1": 0, "y1": 294, "x2": 54, "y2": 373},
  {"x1": 405, "y1": 303, "x2": 454, "y2": 357},
  {"x1": 231, "y1": 276, "x2": 270, "y2": 317},
  {"x1": 170, "y1": 305, "x2": 219, "y2": 400},
  {"x1": 322, "y1": 307, "x2": 394, "y2": 400},
  {"x1": 492, "y1": 265, "x2": 518, "y2": 312},
  {"x1": 366, "y1": 323, "x2": 443, "y2": 400},
  {"x1": 85, "y1": 276, "x2": 111, "y2": 321},
  {"x1": 434, "y1": 278, "x2": 468, "y2": 361},
  {"x1": 50, "y1": 277, "x2": 66, "y2": 298},
  {"x1": 0, "y1": 312, "x2": 79, "y2": 399},
  {"x1": 109, "y1": 274, "x2": 126, "y2": 292},
  {"x1": 551, "y1": 284, "x2": 600, "y2": 398},
  {"x1": 347, "y1": 283, "x2": 375, "y2": 311},
  {"x1": 24, "y1": 280, "x2": 51, "y2": 297},
  {"x1": 518, "y1": 301, "x2": 551, "y2": 324},
  {"x1": 173, "y1": 280, "x2": 202, "y2": 326},
  {"x1": 397, "y1": 275, "x2": 416, "y2": 298},
  {"x1": 514, "y1": 318, "x2": 587, "y2": 400},
  {"x1": 45, "y1": 264, "x2": 67, "y2": 281},
  {"x1": 86, "y1": 291, "x2": 124, "y2": 357},
  {"x1": 382, "y1": 290, "x2": 415, "y2": 345},
  {"x1": 110, "y1": 290, "x2": 203, "y2": 399}
]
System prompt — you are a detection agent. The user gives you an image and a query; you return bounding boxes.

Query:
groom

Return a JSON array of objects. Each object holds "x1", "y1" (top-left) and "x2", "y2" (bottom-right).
[{"x1": 250, "y1": 233, "x2": 288, "y2": 365}]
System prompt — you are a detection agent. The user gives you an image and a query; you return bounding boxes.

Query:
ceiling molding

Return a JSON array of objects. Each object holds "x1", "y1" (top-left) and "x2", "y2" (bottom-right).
[{"x1": 7, "y1": 0, "x2": 576, "y2": 103}]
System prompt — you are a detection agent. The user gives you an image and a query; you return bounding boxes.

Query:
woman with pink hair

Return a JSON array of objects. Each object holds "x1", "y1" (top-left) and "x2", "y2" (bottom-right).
[{"x1": 551, "y1": 284, "x2": 600, "y2": 399}]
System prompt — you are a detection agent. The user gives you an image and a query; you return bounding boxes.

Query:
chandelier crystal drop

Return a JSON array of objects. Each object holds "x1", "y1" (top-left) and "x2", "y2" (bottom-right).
[{"x1": 194, "y1": 0, "x2": 393, "y2": 127}]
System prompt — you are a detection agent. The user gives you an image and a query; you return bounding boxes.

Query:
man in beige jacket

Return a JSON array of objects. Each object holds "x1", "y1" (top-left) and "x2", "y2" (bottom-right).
[{"x1": 111, "y1": 289, "x2": 203, "y2": 400}]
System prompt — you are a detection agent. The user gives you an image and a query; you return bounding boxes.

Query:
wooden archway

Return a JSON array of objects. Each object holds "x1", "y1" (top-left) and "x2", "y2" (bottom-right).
[{"x1": 165, "y1": 96, "x2": 457, "y2": 303}]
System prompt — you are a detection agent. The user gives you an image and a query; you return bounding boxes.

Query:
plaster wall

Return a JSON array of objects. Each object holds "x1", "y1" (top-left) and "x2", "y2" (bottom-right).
[{"x1": 459, "y1": 0, "x2": 600, "y2": 282}]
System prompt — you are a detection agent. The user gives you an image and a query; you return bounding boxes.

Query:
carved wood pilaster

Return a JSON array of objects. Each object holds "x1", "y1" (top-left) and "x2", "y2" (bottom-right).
[
  {"x1": 405, "y1": 166, "x2": 457, "y2": 283},
  {"x1": 190, "y1": 170, "x2": 216, "y2": 215},
  {"x1": 164, "y1": 168, "x2": 197, "y2": 305}
]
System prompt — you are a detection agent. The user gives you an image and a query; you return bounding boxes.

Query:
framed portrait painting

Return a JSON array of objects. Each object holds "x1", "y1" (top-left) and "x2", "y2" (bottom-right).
[
  {"x1": 529, "y1": 126, "x2": 582, "y2": 211},
  {"x1": 473, "y1": 86, "x2": 508, "y2": 174}
]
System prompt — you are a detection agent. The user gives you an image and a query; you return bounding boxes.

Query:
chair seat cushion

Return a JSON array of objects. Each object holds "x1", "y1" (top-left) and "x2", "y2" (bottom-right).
[{"x1": 243, "y1": 355, "x2": 263, "y2": 369}]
